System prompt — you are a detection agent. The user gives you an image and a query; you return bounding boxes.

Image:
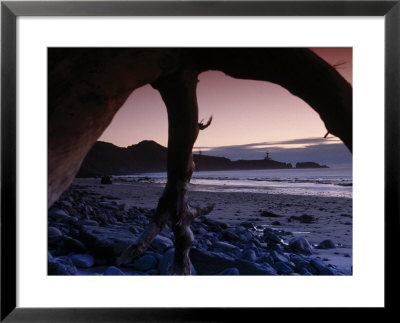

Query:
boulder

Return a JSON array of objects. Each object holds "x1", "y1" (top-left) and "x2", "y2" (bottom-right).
[
  {"x1": 241, "y1": 249, "x2": 257, "y2": 262},
  {"x1": 190, "y1": 248, "x2": 277, "y2": 275},
  {"x1": 131, "y1": 255, "x2": 158, "y2": 271},
  {"x1": 151, "y1": 236, "x2": 173, "y2": 253},
  {"x1": 310, "y1": 259, "x2": 336, "y2": 275},
  {"x1": 289, "y1": 237, "x2": 313, "y2": 255},
  {"x1": 104, "y1": 266, "x2": 125, "y2": 275},
  {"x1": 273, "y1": 262, "x2": 294, "y2": 275},
  {"x1": 158, "y1": 248, "x2": 196, "y2": 275},
  {"x1": 213, "y1": 241, "x2": 239, "y2": 252},
  {"x1": 62, "y1": 236, "x2": 88, "y2": 253},
  {"x1": 70, "y1": 254, "x2": 95, "y2": 268},
  {"x1": 217, "y1": 268, "x2": 240, "y2": 275},
  {"x1": 48, "y1": 256, "x2": 77, "y2": 275},
  {"x1": 222, "y1": 230, "x2": 240, "y2": 241},
  {"x1": 316, "y1": 239, "x2": 336, "y2": 249},
  {"x1": 78, "y1": 225, "x2": 138, "y2": 258},
  {"x1": 49, "y1": 208, "x2": 70, "y2": 221}
]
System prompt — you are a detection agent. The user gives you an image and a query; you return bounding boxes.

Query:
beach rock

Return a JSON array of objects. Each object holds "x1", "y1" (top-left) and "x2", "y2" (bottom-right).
[
  {"x1": 310, "y1": 259, "x2": 335, "y2": 275},
  {"x1": 290, "y1": 254, "x2": 310, "y2": 271},
  {"x1": 62, "y1": 236, "x2": 88, "y2": 253},
  {"x1": 273, "y1": 262, "x2": 294, "y2": 275},
  {"x1": 235, "y1": 226, "x2": 247, "y2": 235},
  {"x1": 222, "y1": 230, "x2": 240, "y2": 241},
  {"x1": 81, "y1": 220, "x2": 100, "y2": 226},
  {"x1": 299, "y1": 214, "x2": 315, "y2": 224},
  {"x1": 147, "y1": 269, "x2": 159, "y2": 275},
  {"x1": 239, "y1": 221, "x2": 256, "y2": 230},
  {"x1": 201, "y1": 218, "x2": 226, "y2": 232},
  {"x1": 48, "y1": 226, "x2": 63, "y2": 238},
  {"x1": 260, "y1": 211, "x2": 281, "y2": 218},
  {"x1": 121, "y1": 203, "x2": 131, "y2": 212},
  {"x1": 61, "y1": 200, "x2": 73, "y2": 208},
  {"x1": 48, "y1": 256, "x2": 77, "y2": 275},
  {"x1": 151, "y1": 236, "x2": 173, "y2": 253},
  {"x1": 70, "y1": 254, "x2": 95, "y2": 268},
  {"x1": 190, "y1": 248, "x2": 277, "y2": 275},
  {"x1": 213, "y1": 241, "x2": 239, "y2": 252},
  {"x1": 239, "y1": 231, "x2": 253, "y2": 243},
  {"x1": 299, "y1": 267, "x2": 312, "y2": 275},
  {"x1": 104, "y1": 266, "x2": 125, "y2": 275},
  {"x1": 262, "y1": 229, "x2": 281, "y2": 244},
  {"x1": 48, "y1": 227, "x2": 63, "y2": 245},
  {"x1": 270, "y1": 251, "x2": 289, "y2": 263},
  {"x1": 49, "y1": 208, "x2": 70, "y2": 221},
  {"x1": 257, "y1": 254, "x2": 274, "y2": 266},
  {"x1": 194, "y1": 226, "x2": 208, "y2": 236},
  {"x1": 316, "y1": 239, "x2": 336, "y2": 249},
  {"x1": 79, "y1": 225, "x2": 138, "y2": 258},
  {"x1": 217, "y1": 268, "x2": 240, "y2": 275},
  {"x1": 131, "y1": 255, "x2": 157, "y2": 271},
  {"x1": 271, "y1": 221, "x2": 281, "y2": 226},
  {"x1": 158, "y1": 248, "x2": 196, "y2": 275},
  {"x1": 241, "y1": 249, "x2": 257, "y2": 262},
  {"x1": 289, "y1": 237, "x2": 313, "y2": 255}
]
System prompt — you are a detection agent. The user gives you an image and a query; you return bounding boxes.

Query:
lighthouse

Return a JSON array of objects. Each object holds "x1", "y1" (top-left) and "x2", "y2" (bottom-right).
[{"x1": 264, "y1": 151, "x2": 271, "y2": 160}]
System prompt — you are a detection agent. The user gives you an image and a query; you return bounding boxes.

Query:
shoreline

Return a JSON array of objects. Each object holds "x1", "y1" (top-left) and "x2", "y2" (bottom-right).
[
  {"x1": 76, "y1": 178, "x2": 352, "y2": 269},
  {"x1": 48, "y1": 177, "x2": 352, "y2": 275}
]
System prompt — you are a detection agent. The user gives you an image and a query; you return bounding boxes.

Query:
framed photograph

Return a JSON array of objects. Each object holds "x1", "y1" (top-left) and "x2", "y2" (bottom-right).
[{"x1": 1, "y1": 0, "x2": 398, "y2": 321}]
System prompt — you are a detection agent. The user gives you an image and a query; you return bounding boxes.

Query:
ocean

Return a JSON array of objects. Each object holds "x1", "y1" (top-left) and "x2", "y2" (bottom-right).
[{"x1": 116, "y1": 167, "x2": 352, "y2": 199}]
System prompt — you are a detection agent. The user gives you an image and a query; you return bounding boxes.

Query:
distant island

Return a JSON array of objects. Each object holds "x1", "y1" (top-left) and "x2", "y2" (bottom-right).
[{"x1": 76, "y1": 140, "x2": 328, "y2": 177}]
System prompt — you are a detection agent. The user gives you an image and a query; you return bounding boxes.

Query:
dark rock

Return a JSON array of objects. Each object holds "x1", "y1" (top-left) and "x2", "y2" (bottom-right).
[
  {"x1": 213, "y1": 241, "x2": 239, "y2": 252},
  {"x1": 104, "y1": 266, "x2": 125, "y2": 275},
  {"x1": 49, "y1": 208, "x2": 70, "y2": 221},
  {"x1": 260, "y1": 211, "x2": 281, "y2": 218},
  {"x1": 289, "y1": 237, "x2": 313, "y2": 255},
  {"x1": 70, "y1": 254, "x2": 95, "y2": 268},
  {"x1": 270, "y1": 250, "x2": 289, "y2": 263},
  {"x1": 239, "y1": 221, "x2": 256, "y2": 230},
  {"x1": 257, "y1": 254, "x2": 274, "y2": 266},
  {"x1": 239, "y1": 231, "x2": 253, "y2": 243},
  {"x1": 48, "y1": 227, "x2": 63, "y2": 245},
  {"x1": 316, "y1": 239, "x2": 336, "y2": 249},
  {"x1": 101, "y1": 175, "x2": 112, "y2": 184},
  {"x1": 63, "y1": 236, "x2": 88, "y2": 253},
  {"x1": 151, "y1": 236, "x2": 173, "y2": 253},
  {"x1": 79, "y1": 225, "x2": 138, "y2": 258},
  {"x1": 263, "y1": 229, "x2": 282, "y2": 244},
  {"x1": 241, "y1": 249, "x2": 257, "y2": 262},
  {"x1": 299, "y1": 214, "x2": 315, "y2": 224},
  {"x1": 48, "y1": 256, "x2": 77, "y2": 275},
  {"x1": 131, "y1": 255, "x2": 157, "y2": 271},
  {"x1": 290, "y1": 254, "x2": 310, "y2": 271},
  {"x1": 271, "y1": 221, "x2": 281, "y2": 226},
  {"x1": 158, "y1": 248, "x2": 196, "y2": 275},
  {"x1": 273, "y1": 262, "x2": 294, "y2": 275},
  {"x1": 310, "y1": 259, "x2": 336, "y2": 275},
  {"x1": 299, "y1": 267, "x2": 312, "y2": 275},
  {"x1": 81, "y1": 220, "x2": 100, "y2": 226},
  {"x1": 190, "y1": 248, "x2": 277, "y2": 275},
  {"x1": 217, "y1": 268, "x2": 240, "y2": 275},
  {"x1": 235, "y1": 226, "x2": 247, "y2": 234},
  {"x1": 222, "y1": 230, "x2": 240, "y2": 241}
]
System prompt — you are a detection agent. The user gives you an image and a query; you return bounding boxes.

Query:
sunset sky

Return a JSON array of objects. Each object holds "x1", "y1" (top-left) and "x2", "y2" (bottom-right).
[{"x1": 99, "y1": 48, "x2": 352, "y2": 166}]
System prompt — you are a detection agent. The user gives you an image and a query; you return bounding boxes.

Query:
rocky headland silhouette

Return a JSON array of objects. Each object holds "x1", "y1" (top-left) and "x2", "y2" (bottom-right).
[{"x1": 77, "y1": 140, "x2": 328, "y2": 177}]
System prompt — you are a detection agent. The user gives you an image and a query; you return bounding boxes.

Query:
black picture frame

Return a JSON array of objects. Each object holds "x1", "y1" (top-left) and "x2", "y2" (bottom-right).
[{"x1": 1, "y1": 0, "x2": 399, "y2": 321}]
